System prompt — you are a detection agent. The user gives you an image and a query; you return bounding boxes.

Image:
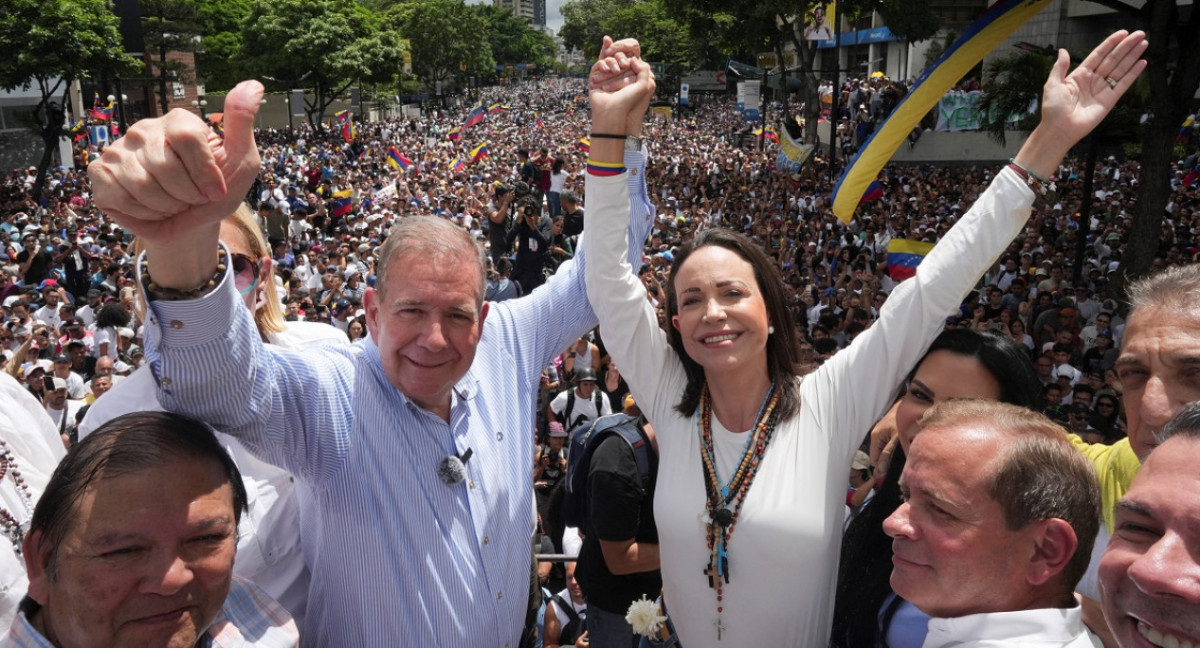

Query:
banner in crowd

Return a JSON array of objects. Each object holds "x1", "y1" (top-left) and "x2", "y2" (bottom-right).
[
  {"x1": 830, "y1": 0, "x2": 1054, "y2": 223},
  {"x1": 887, "y1": 239, "x2": 935, "y2": 281},
  {"x1": 934, "y1": 91, "x2": 1034, "y2": 131},
  {"x1": 776, "y1": 119, "x2": 815, "y2": 174}
]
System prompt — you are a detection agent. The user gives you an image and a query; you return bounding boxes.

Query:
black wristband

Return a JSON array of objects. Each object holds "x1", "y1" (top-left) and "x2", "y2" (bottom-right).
[{"x1": 590, "y1": 132, "x2": 626, "y2": 140}]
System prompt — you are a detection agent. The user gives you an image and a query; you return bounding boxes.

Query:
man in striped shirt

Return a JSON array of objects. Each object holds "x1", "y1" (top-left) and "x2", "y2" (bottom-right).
[{"x1": 87, "y1": 64, "x2": 653, "y2": 646}]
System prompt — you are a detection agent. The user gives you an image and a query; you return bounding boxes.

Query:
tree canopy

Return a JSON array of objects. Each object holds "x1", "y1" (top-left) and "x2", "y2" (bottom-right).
[
  {"x1": 239, "y1": 0, "x2": 406, "y2": 124},
  {"x1": 387, "y1": 0, "x2": 495, "y2": 92},
  {"x1": 0, "y1": 0, "x2": 140, "y2": 198}
]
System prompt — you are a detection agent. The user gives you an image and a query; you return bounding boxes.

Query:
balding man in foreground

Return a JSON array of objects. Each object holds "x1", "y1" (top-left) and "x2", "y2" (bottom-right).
[{"x1": 886, "y1": 400, "x2": 1102, "y2": 647}]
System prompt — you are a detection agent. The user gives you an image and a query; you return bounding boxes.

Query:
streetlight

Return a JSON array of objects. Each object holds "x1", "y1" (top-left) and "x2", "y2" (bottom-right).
[
  {"x1": 108, "y1": 93, "x2": 128, "y2": 133},
  {"x1": 191, "y1": 97, "x2": 207, "y2": 120}
]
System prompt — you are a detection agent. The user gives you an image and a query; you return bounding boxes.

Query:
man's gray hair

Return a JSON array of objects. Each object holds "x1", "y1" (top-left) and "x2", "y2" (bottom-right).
[
  {"x1": 375, "y1": 216, "x2": 488, "y2": 307},
  {"x1": 561, "y1": 190, "x2": 580, "y2": 204},
  {"x1": 1157, "y1": 400, "x2": 1200, "y2": 443},
  {"x1": 1127, "y1": 263, "x2": 1200, "y2": 316}
]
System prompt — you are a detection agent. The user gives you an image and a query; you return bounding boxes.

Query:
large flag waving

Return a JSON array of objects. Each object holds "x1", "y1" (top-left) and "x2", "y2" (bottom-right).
[
  {"x1": 470, "y1": 142, "x2": 489, "y2": 162},
  {"x1": 463, "y1": 104, "x2": 485, "y2": 130},
  {"x1": 830, "y1": 0, "x2": 1054, "y2": 223}
]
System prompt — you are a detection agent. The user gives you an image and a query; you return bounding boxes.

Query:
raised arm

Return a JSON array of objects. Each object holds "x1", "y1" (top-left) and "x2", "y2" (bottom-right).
[{"x1": 89, "y1": 80, "x2": 264, "y2": 291}]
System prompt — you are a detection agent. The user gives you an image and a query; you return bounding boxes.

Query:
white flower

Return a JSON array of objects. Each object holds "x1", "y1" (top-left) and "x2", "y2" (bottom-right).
[{"x1": 625, "y1": 595, "x2": 667, "y2": 637}]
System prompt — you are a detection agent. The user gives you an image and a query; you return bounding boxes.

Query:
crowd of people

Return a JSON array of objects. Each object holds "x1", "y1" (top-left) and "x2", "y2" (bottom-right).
[{"x1": 0, "y1": 29, "x2": 1197, "y2": 648}]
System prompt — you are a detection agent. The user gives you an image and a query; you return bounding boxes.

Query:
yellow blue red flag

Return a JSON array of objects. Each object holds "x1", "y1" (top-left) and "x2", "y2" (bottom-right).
[
  {"x1": 831, "y1": 0, "x2": 1054, "y2": 223},
  {"x1": 887, "y1": 239, "x2": 935, "y2": 281}
]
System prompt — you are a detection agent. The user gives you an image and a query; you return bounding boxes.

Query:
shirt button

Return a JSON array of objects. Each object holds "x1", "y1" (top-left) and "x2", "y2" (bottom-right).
[
  {"x1": 169, "y1": 320, "x2": 183, "y2": 329},
  {"x1": 161, "y1": 377, "x2": 172, "y2": 386},
  {"x1": 468, "y1": 481, "x2": 475, "y2": 489},
  {"x1": 496, "y1": 591, "x2": 503, "y2": 600},
  {"x1": 496, "y1": 432, "x2": 504, "y2": 441},
  {"x1": 482, "y1": 536, "x2": 489, "y2": 545},
  {"x1": 632, "y1": 168, "x2": 640, "y2": 176}
]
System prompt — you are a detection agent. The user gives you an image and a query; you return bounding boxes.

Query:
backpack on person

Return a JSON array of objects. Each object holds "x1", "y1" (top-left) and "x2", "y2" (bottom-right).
[
  {"x1": 562, "y1": 413, "x2": 653, "y2": 530},
  {"x1": 550, "y1": 592, "x2": 586, "y2": 645},
  {"x1": 562, "y1": 388, "x2": 602, "y2": 431}
]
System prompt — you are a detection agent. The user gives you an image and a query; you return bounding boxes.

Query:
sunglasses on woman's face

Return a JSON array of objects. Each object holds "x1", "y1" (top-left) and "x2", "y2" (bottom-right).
[{"x1": 231, "y1": 254, "x2": 261, "y2": 296}]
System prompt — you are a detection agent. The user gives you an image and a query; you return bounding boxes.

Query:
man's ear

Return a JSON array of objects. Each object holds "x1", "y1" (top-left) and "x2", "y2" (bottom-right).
[
  {"x1": 23, "y1": 529, "x2": 53, "y2": 605},
  {"x1": 1026, "y1": 518, "x2": 1078, "y2": 587}
]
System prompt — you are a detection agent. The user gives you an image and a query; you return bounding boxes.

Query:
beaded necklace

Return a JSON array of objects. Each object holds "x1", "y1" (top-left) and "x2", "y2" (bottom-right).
[
  {"x1": 697, "y1": 383, "x2": 780, "y2": 640},
  {"x1": 0, "y1": 436, "x2": 34, "y2": 557}
]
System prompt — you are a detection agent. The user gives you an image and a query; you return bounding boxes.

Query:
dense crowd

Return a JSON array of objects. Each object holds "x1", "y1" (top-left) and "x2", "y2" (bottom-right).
[
  {"x1": 2, "y1": 57, "x2": 1200, "y2": 648},
  {"x1": 5, "y1": 76, "x2": 1198, "y2": 449}
]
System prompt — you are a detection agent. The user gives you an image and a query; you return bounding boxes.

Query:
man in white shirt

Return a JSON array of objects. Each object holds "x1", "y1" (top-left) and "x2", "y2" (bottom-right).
[
  {"x1": 548, "y1": 368, "x2": 613, "y2": 431},
  {"x1": 885, "y1": 400, "x2": 1102, "y2": 648}
]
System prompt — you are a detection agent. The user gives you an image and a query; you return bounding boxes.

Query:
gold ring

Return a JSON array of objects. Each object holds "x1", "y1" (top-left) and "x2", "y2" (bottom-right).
[{"x1": 1104, "y1": 76, "x2": 1118, "y2": 89}]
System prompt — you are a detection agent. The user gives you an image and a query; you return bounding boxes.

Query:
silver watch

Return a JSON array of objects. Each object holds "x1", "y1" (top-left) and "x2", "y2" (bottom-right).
[{"x1": 624, "y1": 135, "x2": 643, "y2": 151}]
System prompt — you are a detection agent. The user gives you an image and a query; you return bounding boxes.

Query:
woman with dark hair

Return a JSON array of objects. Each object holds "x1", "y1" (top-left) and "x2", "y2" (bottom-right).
[
  {"x1": 91, "y1": 302, "x2": 130, "y2": 360},
  {"x1": 831, "y1": 329, "x2": 1041, "y2": 648},
  {"x1": 1089, "y1": 392, "x2": 1123, "y2": 440},
  {"x1": 582, "y1": 32, "x2": 1145, "y2": 646}
]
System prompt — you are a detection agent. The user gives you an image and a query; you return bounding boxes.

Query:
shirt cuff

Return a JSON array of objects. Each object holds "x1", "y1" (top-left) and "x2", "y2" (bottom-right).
[{"x1": 140, "y1": 244, "x2": 241, "y2": 349}]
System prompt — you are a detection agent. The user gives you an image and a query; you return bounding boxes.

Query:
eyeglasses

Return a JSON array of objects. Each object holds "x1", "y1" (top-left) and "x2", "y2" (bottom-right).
[{"x1": 231, "y1": 254, "x2": 260, "y2": 296}]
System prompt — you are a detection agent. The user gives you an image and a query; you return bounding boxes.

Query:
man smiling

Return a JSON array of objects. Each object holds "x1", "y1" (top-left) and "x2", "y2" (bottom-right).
[
  {"x1": 1099, "y1": 402, "x2": 1200, "y2": 648},
  {"x1": 5, "y1": 411, "x2": 297, "y2": 648}
]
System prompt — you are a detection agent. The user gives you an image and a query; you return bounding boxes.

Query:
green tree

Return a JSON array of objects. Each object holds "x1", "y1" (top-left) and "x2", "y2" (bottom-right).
[
  {"x1": 1098, "y1": 0, "x2": 1200, "y2": 299},
  {"x1": 391, "y1": 0, "x2": 495, "y2": 97},
  {"x1": 560, "y1": 0, "x2": 632, "y2": 59},
  {"x1": 240, "y1": 0, "x2": 405, "y2": 125},
  {"x1": 473, "y1": 4, "x2": 556, "y2": 72},
  {"x1": 141, "y1": 0, "x2": 204, "y2": 116},
  {"x1": 975, "y1": 51, "x2": 1052, "y2": 146},
  {"x1": 0, "y1": 0, "x2": 140, "y2": 200},
  {"x1": 602, "y1": 0, "x2": 701, "y2": 71},
  {"x1": 195, "y1": 0, "x2": 253, "y2": 91}
]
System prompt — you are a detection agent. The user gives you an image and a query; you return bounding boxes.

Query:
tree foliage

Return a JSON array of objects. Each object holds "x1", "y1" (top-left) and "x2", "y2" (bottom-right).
[
  {"x1": 975, "y1": 51, "x2": 1051, "y2": 146},
  {"x1": 195, "y1": 0, "x2": 253, "y2": 91},
  {"x1": 1090, "y1": 0, "x2": 1200, "y2": 298},
  {"x1": 0, "y1": 0, "x2": 140, "y2": 199},
  {"x1": 601, "y1": 0, "x2": 702, "y2": 70},
  {"x1": 472, "y1": 4, "x2": 556, "y2": 70},
  {"x1": 141, "y1": 0, "x2": 204, "y2": 115},
  {"x1": 389, "y1": 0, "x2": 495, "y2": 92},
  {"x1": 240, "y1": 0, "x2": 406, "y2": 124}
]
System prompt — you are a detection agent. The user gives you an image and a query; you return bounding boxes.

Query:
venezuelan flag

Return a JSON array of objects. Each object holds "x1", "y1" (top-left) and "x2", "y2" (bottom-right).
[
  {"x1": 450, "y1": 157, "x2": 465, "y2": 172},
  {"x1": 578, "y1": 138, "x2": 590, "y2": 152},
  {"x1": 341, "y1": 120, "x2": 355, "y2": 143},
  {"x1": 463, "y1": 105, "x2": 485, "y2": 129},
  {"x1": 334, "y1": 110, "x2": 350, "y2": 124},
  {"x1": 831, "y1": 0, "x2": 1054, "y2": 223},
  {"x1": 331, "y1": 189, "x2": 353, "y2": 217},
  {"x1": 470, "y1": 142, "x2": 489, "y2": 162},
  {"x1": 89, "y1": 93, "x2": 114, "y2": 121},
  {"x1": 489, "y1": 103, "x2": 503, "y2": 115},
  {"x1": 887, "y1": 239, "x2": 935, "y2": 281},
  {"x1": 754, "y1": 127, "x2": 779, "y2": 143},
  {"x1": 447, "y1": 126, "x2": 462, "y2": 141},
  {"x1": 860, "y1": 180, "x2": 885, "y2": 203},
  {"x1": 387, "y1": 147, "x2": 412, "y2": 170}
]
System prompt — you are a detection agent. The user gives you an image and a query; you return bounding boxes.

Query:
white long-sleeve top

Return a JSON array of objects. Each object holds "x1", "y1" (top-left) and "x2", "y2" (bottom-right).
[{"x1": 583, "y1": 169, "x2": 1035, "y2": 647}]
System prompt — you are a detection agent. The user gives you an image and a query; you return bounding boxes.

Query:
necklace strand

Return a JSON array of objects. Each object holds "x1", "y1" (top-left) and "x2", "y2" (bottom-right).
[
  {"x1": 0, "y1": 436, "x2": 34, "y2": 557},
  {"x1": 697, "y1": 383, "x2": 779, "y2": 640}
]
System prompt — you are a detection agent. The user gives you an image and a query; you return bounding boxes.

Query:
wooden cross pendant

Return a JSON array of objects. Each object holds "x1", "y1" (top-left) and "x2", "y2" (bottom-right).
[{"x1": 704, "y1": 560, "x2": 721, "y2": 589}]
